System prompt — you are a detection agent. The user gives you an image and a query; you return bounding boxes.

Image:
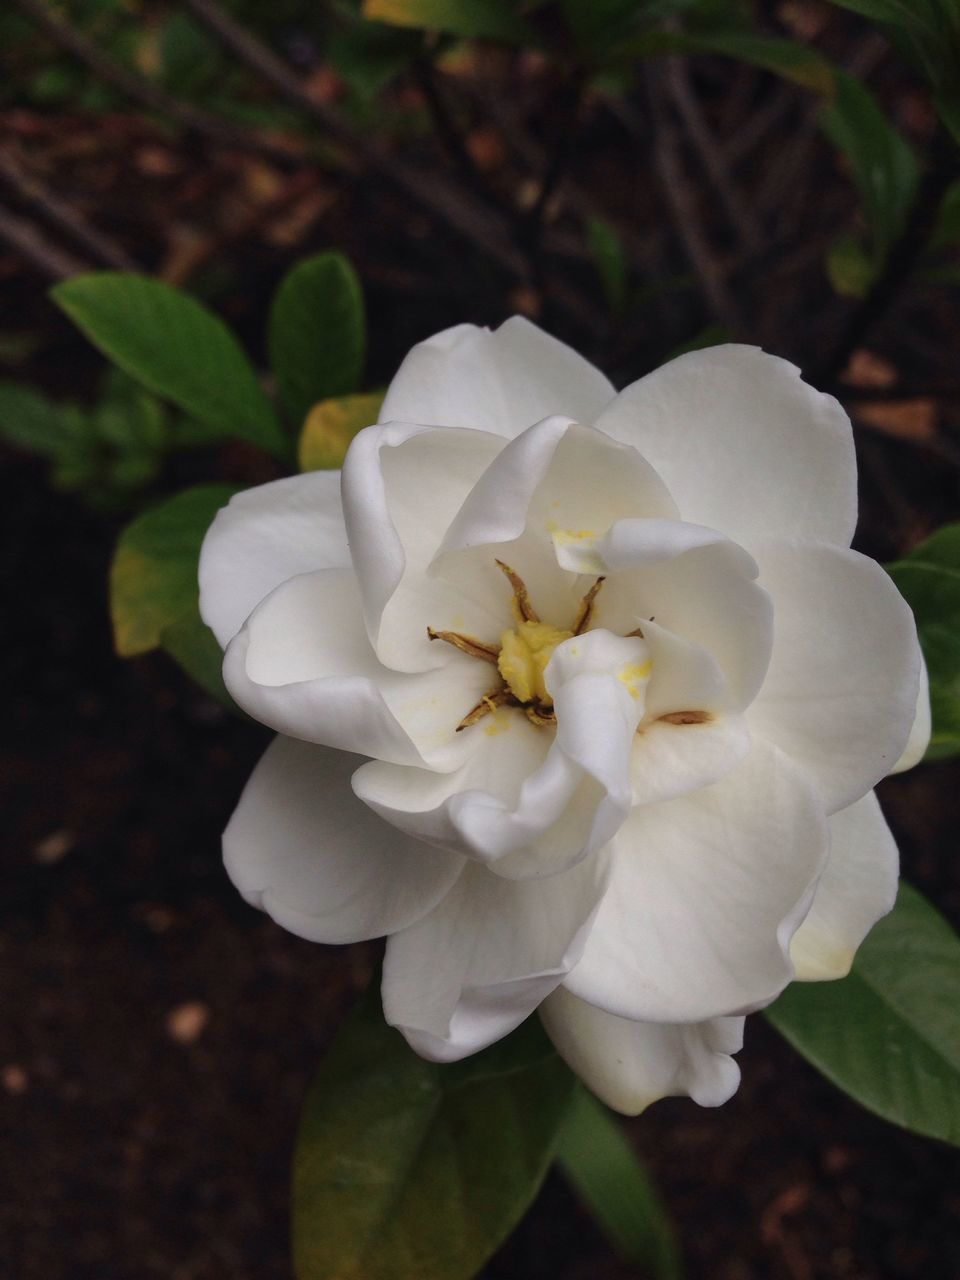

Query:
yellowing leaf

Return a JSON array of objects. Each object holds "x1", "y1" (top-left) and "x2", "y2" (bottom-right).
[{"x1": 298, "y1": 391, "x2": 384, "y2": 472}]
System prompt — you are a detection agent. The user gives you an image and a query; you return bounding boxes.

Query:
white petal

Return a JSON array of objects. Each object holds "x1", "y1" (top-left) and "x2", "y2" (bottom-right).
[
  {"x1": 355, "y1": 630, "x2": 649, "y2": 877},
  {"x1": 591, "y1": 535, "x2": 773, "y2": 713},
  {"x1": 383, "y1": 852, "x2": 610, "y2": 1062},
  {"x1": 540, "y1": 986, "x2": 744, "y2": 1115},
  {"x1": 564, "y1": 739, "x2": 829, "y2": 1023},
  {"x1": 223, "y1": 736, "x2": 463, "y2": 944},
  {"x1": 378, "y1": 317, "x2": 615, "y2": 438},
  {"x1": 890, "y1": 650, "x2": 931, "y2": 773},
  {"x1": 749, "y1": 540, "x2": 922, "y2": 814},
  {"x1": 223, "y1": 569, "x2": 491, "y2": 769},
  {"x1": 790, "y1": 790, "x2": 899, "y2": 981},
  {"x1": 342, "y1": 421, "x2": 503, "y2": 670},
  {"x1": 593, "y1": 345, "x2": 857, "y2": 550},
  {"x1": 199, "y1": 471, "x2": 348, "y2": 648}
]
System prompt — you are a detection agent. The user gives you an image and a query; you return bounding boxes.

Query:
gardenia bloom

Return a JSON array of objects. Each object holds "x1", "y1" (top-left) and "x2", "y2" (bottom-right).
[{"x1": 199, "y1": 320, "x2": 929, "y2": 1114}]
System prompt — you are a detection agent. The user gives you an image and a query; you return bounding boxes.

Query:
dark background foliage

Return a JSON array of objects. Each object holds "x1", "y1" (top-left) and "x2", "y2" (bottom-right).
[{"x1": 2, "y1": 1, "x2": 960, "y2": 1276}]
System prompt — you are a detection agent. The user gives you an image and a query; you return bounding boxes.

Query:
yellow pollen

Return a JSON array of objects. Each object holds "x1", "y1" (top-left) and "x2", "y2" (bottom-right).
[
  {"x1": 618, "y1": 660, "x2": 653, "y2": 699},
  {"x1": 497, "y1": 621, "x2": 573, "y2": 706}
]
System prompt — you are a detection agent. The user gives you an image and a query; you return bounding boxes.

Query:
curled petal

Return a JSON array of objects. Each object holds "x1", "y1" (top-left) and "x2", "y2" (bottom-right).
[
  {"x1": 342, "y1": 422, "x2": 503, "y2": 671},
  {"x1": 354, "y1": 630, "x2": 649, "y2": 877},
  {"x1": 593, "y1": 344, "x2": 857, "y2": 550},
  {"x1": 378, "y1": 316, "x2": 615, "y2": 438},
  {"x1": 382, "y1": 852, "x2": 610, "y2": 1062},
  {"x1": 749, "y1": 539, "x2": 922, "y2": 814},
  {"x1": 223, "y1": 569, "x2": 491, "y2": 769},
  {"x1": 890, "y1": 651, "x2": 931, "y2": 774},
  {"x1": 199, "y1": 471, "x2": 348, "y2": 648},
  {"x1": 564, "y1": 739, "x2": 829, "y2": 1023},
  {"x1": 790, "y1": 790, "x2": 899, "y2": 981},
  {"x1": 540, "y1": 986, "x2": 744, "y2": 1115},
  {"x1": 224, "y1": 736, "x2": 463, "y2": 943}
]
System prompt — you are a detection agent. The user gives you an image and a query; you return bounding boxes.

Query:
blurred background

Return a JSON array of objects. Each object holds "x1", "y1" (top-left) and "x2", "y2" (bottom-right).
[{"x1": 2, "y1": 1, "x2": 960, "y2": 1276}]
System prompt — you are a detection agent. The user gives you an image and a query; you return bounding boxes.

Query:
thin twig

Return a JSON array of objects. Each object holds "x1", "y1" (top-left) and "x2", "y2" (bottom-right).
[
  {"x1": 641, "y1": 67, "x2": 746, "y2": 337},
  {"x1": 11, "y1": 0, "x2": 302, "y2": 168},
  {"x1": 520, "y1": 71, "x2": 586, "y2": 257},
  {"x1": 0, "y1": 203, "x2": 88, "y2": 278},
  {"x1": 663, "y1": 57, "x2": 763, "y2": 251},
  {"x1": 0, "y1": 151, "x2": 140, "y2": 271},
  {"x1": 412, "y1": 55, "x2": 501, "y2": 208},
  {"x1": 180, "y1": 0, "x2": 528, "y2": 279},
  {"x1": 814, "y1": 131, "x2": 959, "y2": 385}
]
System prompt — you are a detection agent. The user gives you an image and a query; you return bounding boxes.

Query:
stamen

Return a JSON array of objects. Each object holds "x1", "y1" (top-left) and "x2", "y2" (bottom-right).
[
  {"x1": 495, "y1": 560, "x2": 540, "y2": 623},
  {"x1": 456, "y1": 687, "x2": 518, "y2": 731},
  {"x1": 427, "y1": 627, "x2": 501, "y2": 664},
  {"x1": 658, "y1": 710, "x2": 712, "y2": 725},
  {"x1": 572, "y1": 576, "x2": 605, "y2": 634},
  {"x1": 525, "y1": 705, "x2": 556, "y2": 727}
]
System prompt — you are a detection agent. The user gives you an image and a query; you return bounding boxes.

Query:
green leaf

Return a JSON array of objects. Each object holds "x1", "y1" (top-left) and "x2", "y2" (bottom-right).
[
  {"x1": 620, "y1": 30, "x2": 837, "y2": 94},
  {"x1": 110, "y1": 484, "x2": 238, "y2": 702},
  {"x1": 361, "y1": 0, "x2": 534, "y2": 43},
  {"x1": 0, "y1": 381, "x2": 74, "y2": 457},
  {"x1": 268, "y1": 252, "x2": 366, "y2": 427},
  {"x1": 557, "y1": 1086, "x2": 681, "y2": 1278},
  {"x1": 585, "y1": 217, "x2": 629, "y2": 314},
  {"x1": 293, "y1": 996, "x2": 576, "y2": 1280},
  {"x1": 160, "y1": 612, "x2": 233, "y2": 705},
  {"x1": 825, "y1": 231, "x2": 877, "y2": 297},
  {"x1": 51, "y1": 273, "x2": 288, "y2": 460},
  {"x1": 888, "y1": 530, "x2": 960, "y2": 759},
  {"x1": 767, "y1": 881, "x2": 960, "y2": 1145},
  {"x1": 820, "y1": 72, "x2": 920, "y2": 260},
  {"x1": 298, "y1": 391, "x2": 384, "y2": 471}
]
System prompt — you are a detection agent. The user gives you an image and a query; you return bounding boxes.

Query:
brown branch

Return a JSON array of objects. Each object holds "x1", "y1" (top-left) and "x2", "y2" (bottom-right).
[
  {"x1": 11, "y1": 0, "x2": 303, "y2": 168},
  {"x1": 0, "y1": 152, "x2": 140, "y2": 272},
  {"x1": 814, "y1": 132, "x2": 959, "y2": 386},
  {"x1": 662, "y1": 57, "x2": 763, "y2": 251},
  {"x1": 0, "y1": 203, "x2": 88, "y2": 279},
  {"x1": 640, "y1": 68, "x2": 746, "y2": 337},
  {"x1": 180, "y1": 0, "x2": 528, "y2": 279}
]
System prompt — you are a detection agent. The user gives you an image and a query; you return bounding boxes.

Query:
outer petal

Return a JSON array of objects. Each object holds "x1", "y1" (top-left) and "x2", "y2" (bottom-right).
[
  {"x1": 790, "y1": 790, "x2": 899, "y2": 981},
  {"x1": 540, "y1": 986, "x2": 744, "y2": 1115},
  {"x1": 223, "y1": 736, "x2": 463, "y2": 944},
  {"x1": 199, "y1": 471, "x2": 349, "y2": 648},
  {"x1": 890, "y1": 651, "x2": 931, "y2": 774},
  {"x1": 564, "y1": 739, "x2": 829, "y2": 1023},
  {"x1": 355, "y1": 630, "x2": 650, "y2": 877},
  {"x1": 592, "y1": 345, "x2": 857, "y2": 550},
  {"x1": 223, "y1": 569, "x2": 491, "y2": 769},
  {"x1": 378, "y1": 317, "x2": 616, "y2": 438},
  {"x1": 749, "y1": 540, "x2": 921, "y2": 814},
  {"x1": 383, "y1": 851, "x2": 610, "y2": 1062}
]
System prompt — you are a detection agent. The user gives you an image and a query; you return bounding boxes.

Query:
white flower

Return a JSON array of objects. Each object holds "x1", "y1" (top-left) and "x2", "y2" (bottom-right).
[{"x1": 199, "y1": 320, "x2": 928, "y2": 1115}]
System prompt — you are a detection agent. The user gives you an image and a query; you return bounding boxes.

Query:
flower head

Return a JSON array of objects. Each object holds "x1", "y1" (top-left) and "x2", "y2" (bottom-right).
[{"x1": 199, "y1": 320, "x2": 928, "y2": 1114}]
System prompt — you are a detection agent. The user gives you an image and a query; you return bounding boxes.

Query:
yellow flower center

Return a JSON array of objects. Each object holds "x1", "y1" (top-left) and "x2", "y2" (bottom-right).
[{"x1": 497, "y1": 621, "x2": 573, "y2": 707}]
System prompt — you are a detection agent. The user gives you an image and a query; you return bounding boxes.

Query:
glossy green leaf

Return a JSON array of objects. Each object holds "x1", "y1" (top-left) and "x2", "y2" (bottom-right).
[
  {"x1": 0, "y1": 381, "x2": 74, "y2": 457},
  {"x1": 557, "y1": 1086, "x2": 681, "y2": 1278},
  {"x1": 268, "y1": 252, "x2": 366, "y2": 427},
  {"x1": 820, "y1": 72, "x2": 920, "y2": 259},
  {"x1": 767, "y1": 881, "x2": 960, "y2": 1145},
  {"x1": 51, "y1": 274, "x2": 288, "y2": 460},
  {"x1": 298, "y1": 391, "x2": 384, "y2": 471},
  {"x1": 888, "y1": 526, "x2": 960, "y2": 759},
  {"x1": 362, "y1": 0, "x2": 534, "y2": 42},
  {"x1": 110, "y1": 484, "x2": 238, "y2": 701},
  {"x1": 293, "y1": 997, "x2": 576, "y2": 1280},
  {"x1": 586, "y1": 217, "x2": 629, "y2": 314},
  {"x1": 621, "y1": 30, "x2": 836, "y2": 94},
  {"x1": 826, "y1": 231, "x2": 877, "y2": 297},
  {"x1": 111, "y1": 483, "x2": 237, "y2": 655}
]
